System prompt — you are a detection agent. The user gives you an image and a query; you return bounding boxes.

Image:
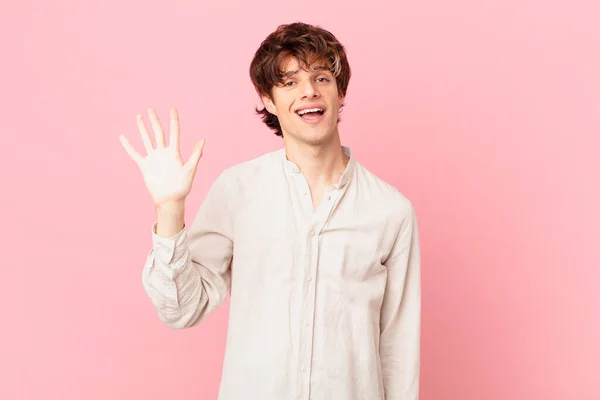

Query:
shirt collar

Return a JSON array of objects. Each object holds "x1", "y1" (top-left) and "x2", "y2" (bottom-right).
[{"x1": 280, "y1": 145, "x2": 356, "y2": 188}]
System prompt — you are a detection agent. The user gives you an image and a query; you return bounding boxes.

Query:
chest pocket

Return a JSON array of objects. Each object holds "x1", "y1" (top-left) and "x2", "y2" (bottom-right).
[{"x1": 318, "y1": 225, "x2": 386, "y2": 283}]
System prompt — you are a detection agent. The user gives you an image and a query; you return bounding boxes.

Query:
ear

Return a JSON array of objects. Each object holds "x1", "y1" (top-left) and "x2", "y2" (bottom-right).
[{"x1": 261, "y1": 95, "x2": 277, "y2": 115}]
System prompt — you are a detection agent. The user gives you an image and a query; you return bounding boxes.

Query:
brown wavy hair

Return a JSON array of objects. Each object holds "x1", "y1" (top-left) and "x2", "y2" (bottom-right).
[{"x1": 249, "y1": 22, "x2": 352, "y2": 137}]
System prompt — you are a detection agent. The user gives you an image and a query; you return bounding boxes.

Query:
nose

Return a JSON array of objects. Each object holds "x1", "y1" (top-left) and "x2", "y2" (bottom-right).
[{"x1": 300, "y1": 79, "x2": 319, "y2": 99}]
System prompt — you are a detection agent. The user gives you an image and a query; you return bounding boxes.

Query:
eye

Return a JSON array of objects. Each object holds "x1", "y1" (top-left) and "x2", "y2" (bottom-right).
[
  {"x1": 316, "y1": 77, "x2": 330, "y2": 83},
  {"x1": 284, "y1": 81, "x2": 295, "y2": 87}
]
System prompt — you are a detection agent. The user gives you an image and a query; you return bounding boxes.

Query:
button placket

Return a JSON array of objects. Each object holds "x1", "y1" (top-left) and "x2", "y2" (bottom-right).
[
  {"x1": 298, "y1": 230, "x2": 318, "y2": 399},
  {"x1": 292, "y1": 177, "x2": 347, "y2": 400}
]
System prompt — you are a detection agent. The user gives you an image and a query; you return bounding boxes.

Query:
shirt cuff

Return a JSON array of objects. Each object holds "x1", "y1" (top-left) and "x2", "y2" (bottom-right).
[{"x1": 150, "y1": 221, "x2": 188, "y2": 265}]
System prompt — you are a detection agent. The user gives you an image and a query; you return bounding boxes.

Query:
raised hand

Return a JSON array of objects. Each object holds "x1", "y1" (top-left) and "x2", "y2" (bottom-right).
[{"x1": 119, "y1": 108, "x2": 205, "y2": 208}]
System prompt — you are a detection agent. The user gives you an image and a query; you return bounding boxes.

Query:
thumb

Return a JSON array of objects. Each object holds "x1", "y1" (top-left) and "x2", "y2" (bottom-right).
[{"x1": 185, "y1": 139, "x2": 205, "y2": 171}]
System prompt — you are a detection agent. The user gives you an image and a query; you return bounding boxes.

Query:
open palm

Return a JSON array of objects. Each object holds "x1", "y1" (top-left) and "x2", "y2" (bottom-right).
[{"x1": 119, "y1": 108, "x2": 205, "y2": 207}]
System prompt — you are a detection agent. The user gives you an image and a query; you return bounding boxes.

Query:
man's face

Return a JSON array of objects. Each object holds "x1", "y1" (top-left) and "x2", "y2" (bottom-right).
[{"x1": 262, "y1": 57, "x2": 344, "y2": 145}]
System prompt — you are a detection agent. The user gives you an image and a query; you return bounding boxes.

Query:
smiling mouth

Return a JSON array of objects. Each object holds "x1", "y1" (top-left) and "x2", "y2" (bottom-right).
[
  {"x1": 296, "y1": 108, "x2": 325, "y2": 115},
  {"x1": 295, "y1": 108, "x2": 326, "y2": 124}
]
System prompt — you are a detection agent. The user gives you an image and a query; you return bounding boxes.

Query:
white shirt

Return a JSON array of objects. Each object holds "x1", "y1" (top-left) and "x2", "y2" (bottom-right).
[{"x1": 142, "y1": 146, "x2": 421, "y2": 400}]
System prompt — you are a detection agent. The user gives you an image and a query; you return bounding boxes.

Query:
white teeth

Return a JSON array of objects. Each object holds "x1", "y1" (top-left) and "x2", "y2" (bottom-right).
[{"x1": 297, "y1": 108, "x2": 323, "y2": 116}]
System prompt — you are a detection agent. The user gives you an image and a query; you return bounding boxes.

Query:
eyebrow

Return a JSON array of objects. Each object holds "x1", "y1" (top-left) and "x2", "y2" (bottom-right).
[{"x1": 282, "y1": 65, "x2": 330, "y2": 78}]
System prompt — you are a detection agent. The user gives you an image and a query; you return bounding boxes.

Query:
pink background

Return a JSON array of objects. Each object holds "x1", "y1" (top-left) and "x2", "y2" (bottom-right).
[{"x1": 2, "y1": 0, "x2": 599, "y2": 399}]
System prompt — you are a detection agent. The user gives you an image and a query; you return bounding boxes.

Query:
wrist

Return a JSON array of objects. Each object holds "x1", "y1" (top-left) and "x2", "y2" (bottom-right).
[
  {"x1": 155, "y1": 201, "x2": 186, "y2": 238},
  {"x1": 156, "y1": 200, "x2": 185, "y2": 215}
]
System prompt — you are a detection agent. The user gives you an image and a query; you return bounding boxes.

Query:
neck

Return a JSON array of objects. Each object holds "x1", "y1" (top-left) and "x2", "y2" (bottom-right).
[{"x1": 283, "y1": 132, "x2": 349, "y2": 188}]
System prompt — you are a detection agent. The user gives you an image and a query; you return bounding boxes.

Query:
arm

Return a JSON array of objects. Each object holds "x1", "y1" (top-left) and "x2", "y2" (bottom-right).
[
  {"x1": 141, "y1": 171, "x2": 234, "y2": 329},
  {"x1": 380, "y1": 204, "x2": 422, "y2": 399}
]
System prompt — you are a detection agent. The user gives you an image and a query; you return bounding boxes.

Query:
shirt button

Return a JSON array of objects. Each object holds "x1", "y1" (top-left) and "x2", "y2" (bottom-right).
[
  {"x1": 309, "y1": 230, "x2": 315, "y2": 236},
  {"x1": 307, "y1": 276, "x2": 313, "y2": 282},
  {"x1": 301, "y1": 365, "x2": 307, "y2": 372},
  {"x1": 304, "y1": 320, "x2": 310, "y2": 327}
]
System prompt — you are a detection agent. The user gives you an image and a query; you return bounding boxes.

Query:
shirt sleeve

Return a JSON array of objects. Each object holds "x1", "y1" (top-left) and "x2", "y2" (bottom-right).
[
  {"x1": 141, "y1": 170, "x2": 234, "y2": 329},
  {"x1": 380, "y1": 203, "x2": 422, "y2": 399}
]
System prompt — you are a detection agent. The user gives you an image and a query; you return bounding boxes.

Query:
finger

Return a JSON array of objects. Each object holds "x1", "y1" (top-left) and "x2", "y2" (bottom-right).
[
  {"x1": 184, "y1": 139, "x2": 205, "y2": 172},
  {"x1": 148, "y1": 108, "x2": 166, "y2": 148},
  {"x1": 119, "y1": 134, "x2": 143, "y2": 164},
  {"x1": 136, "y1": 114, "x2": 153, "y2": 154},
  {"x1": 169, "y1": 108, "x2": 180, "y2": 152}
]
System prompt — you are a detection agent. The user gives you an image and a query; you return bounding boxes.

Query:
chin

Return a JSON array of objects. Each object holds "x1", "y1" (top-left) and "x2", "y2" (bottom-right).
[{"x1": 282, "y1": 117, "x2": 338, "y2": 145}]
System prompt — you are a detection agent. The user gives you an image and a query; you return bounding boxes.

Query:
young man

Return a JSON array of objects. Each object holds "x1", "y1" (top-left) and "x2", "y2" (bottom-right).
[{"x1": 120, "y1": 22, "x2": 421, "y2": 400}]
